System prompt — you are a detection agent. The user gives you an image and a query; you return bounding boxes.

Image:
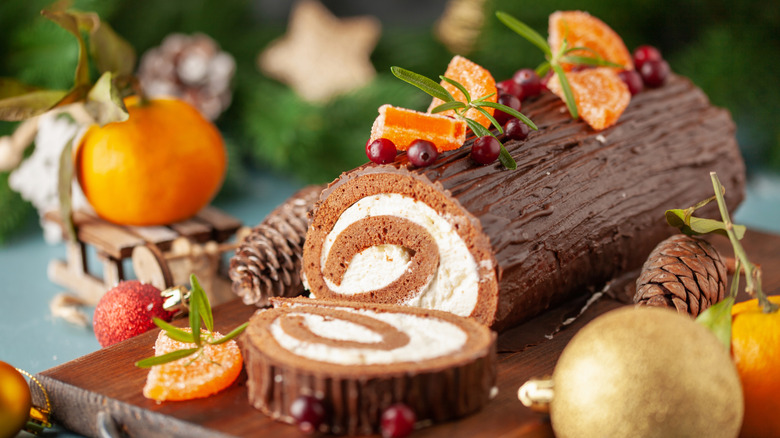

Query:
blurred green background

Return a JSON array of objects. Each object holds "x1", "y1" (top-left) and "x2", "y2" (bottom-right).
[{"x1": 1, "y1": 0, "x2": 778, "y2": 242}]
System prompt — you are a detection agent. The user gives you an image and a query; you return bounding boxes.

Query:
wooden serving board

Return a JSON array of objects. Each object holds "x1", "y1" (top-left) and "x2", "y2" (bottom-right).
[{"x1": 32, "y1": 231, "x2": 780, "y2": 438}]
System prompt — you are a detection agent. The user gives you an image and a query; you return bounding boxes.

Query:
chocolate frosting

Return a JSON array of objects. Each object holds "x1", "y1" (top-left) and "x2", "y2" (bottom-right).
[{"x1": 307, "y1": 74, "x2": 745, "y2": 331}]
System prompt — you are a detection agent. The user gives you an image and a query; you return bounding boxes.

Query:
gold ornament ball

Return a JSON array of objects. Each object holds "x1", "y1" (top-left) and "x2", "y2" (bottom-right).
[
  {"x1": 0, "y1": 361, "x2": 31, "y2": 438},
  {"x1": 550, "y1": 306, "x2": 743, "y2": 438}
]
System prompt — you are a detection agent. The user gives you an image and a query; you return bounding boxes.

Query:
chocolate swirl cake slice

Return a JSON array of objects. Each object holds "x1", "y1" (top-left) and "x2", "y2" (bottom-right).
[
  {"x1": 241, "y1": 297, "x2": 497, "y2": 435},
  {"x1": 302, "y1": 74, "x2": 745, "y2": 330}
]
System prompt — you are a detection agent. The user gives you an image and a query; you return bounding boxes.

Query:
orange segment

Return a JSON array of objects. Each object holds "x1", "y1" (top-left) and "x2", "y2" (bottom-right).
[
  {"x1": 427, "y1": 55, "x2": 497, "y2": 128},
  {"x1": 548, "y1": 11, "x2": 633, "y2": 71},
  {"x1": 142, "y1": 329, "x2": 243, "y2": 402},
  {"x1": 370, "y1": 104, "x2": 467, "y2": 152},
  {"x1": 547, "y1": 67, "x2": 630, "y2": 131}
]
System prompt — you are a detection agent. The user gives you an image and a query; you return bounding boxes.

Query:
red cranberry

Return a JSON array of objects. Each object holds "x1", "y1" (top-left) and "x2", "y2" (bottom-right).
[
  {"x1": 497, "y1": 79, "x2": 523, "y2": 100},
  {"x1": 290, "y1": 395, "x2": 326, "y2": 434},
  {"x1": 504, "y1": 118, "x2": 530, "y2": 141},
  {"x1": 639, "y1": 59, "x2": 670, "y2": 88},
  {"x1": 512, "y1": 68, "x2": 542, "y2": 99},
  {"x1": 617, "y1": 69, "x2": 644, "y2": 95},
  {"x1": 471, "y1": 136, "x2": 501, "y2": 165},
  {"x1": 493, "y1": 93, "x2": 521, "y2": 126},
  {"x1": 366, "y1": 138, "x2": 397, "y2": 164},
  {"x1": 407, "y1": 139, "x2": 439, "y2": 167},
  {"x1": 632, "y1": 45, "x2": 662, "y2": 70},
  {"x1": 380, "y1": 403, "x2": 416, "y2": 438}
]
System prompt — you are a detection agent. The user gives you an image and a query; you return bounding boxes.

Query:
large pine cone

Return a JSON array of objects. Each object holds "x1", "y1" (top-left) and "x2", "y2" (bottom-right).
[
  {"x1": 634, "y1": 234, "x2": 727, "y2": 316},
  {"x1": 229, "y1": 185, "x2": 323, "y2": 306}
]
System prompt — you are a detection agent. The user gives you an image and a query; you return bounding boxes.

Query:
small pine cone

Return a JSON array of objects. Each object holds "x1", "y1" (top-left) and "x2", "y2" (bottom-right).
[
  {"x1": 634, "y1": 234, "x2": 728, "y2": 317},
  {"x1": 229, "y1": 185, "x2": 323, "y2": 306},
  {"x1": 137, "y1": 33, "x2": 235, "y2": 120}
]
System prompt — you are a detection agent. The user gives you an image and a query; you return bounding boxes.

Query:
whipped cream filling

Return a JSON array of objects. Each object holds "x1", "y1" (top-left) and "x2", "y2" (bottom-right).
[
  {"x1": 321, "y1": 193, "x2": 479, "y2": 317},
  {"x1": 270, "y1": 307, "x2": 467, "y2": 365}
]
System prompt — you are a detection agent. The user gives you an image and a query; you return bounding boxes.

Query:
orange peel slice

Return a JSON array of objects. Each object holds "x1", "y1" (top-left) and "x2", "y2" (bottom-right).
[
  {"x1": 549, "y1": 10, "x2": 633, "y2": 71},
  {"x1": 370, "y1": 104, "x2": 467, "y2": 152},
  {"x1": 427, "y1": 55, "x2": 498, "y2": 128},
  {"x1": 142, "y1": 329, "x2": 243, "y2": 401},
  {"x1": 547, "y1": 67, "x2": 630, "y2": 131}
]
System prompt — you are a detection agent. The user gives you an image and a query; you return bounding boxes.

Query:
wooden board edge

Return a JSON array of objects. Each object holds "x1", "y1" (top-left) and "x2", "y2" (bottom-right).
[{"x1": 33, "y1": 372, "x2": 239, "y2": 438}]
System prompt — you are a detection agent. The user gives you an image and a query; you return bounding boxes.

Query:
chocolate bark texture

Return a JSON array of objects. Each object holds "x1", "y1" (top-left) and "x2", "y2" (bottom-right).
[
  {"x1": 240, "y1": 298, "x2": 497, "y2": 435},
  {"x1": 303, "y1": 74, "x2": 746, "y2": 331}
]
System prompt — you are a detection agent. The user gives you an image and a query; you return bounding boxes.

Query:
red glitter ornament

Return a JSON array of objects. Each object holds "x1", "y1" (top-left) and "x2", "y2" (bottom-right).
[{"x1": 93, "y1": 280, "x2": 174, "y2": 347}]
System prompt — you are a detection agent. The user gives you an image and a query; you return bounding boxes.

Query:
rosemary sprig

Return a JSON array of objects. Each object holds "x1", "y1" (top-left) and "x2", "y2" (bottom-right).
[
  {"x1": 135, "y1": 274, "x2": 248, "y2": 368},
  {"x1": 390, "y1": 66, "x2": 538, "y2": 170},
  {"x1": 496, "y1": 11, "x2": 624, "y2": 120}
]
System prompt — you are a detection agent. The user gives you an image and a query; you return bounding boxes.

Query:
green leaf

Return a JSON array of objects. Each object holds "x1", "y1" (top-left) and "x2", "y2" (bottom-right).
[
  {"x1": 83, "y1": 72, "x2": 128, "y2": 126},
  {"x1": 430, "y1": 101, "x2": 467, "y2": 113},
  {"x1": 440, "y1": 75, "x2": 471, "y2": 102},
  {"x1": 551, "y1": 64, "x2": 578, "y2": 119},
  {"x1": 696, "y1": 296, "x2": 734, "y2": 350},
  {"x1": 79, "y1": 13, "x2": 137, "y2": 77},
  {"x1": 207, "y1": 322, "x2": 249, "y2": 345},
  {"x1": 391, "y1": 66, "x2": 453, "y2": 102},
  {"x1": 472, "y1": 106, "x2": 503, "y2": 134},
  {"x1": 477, "y1": 100, "x2": 538, "y2": 130},
  {"x1": 498, "y1": 143, "x2": 517, "y2": 170},
  {"x1": 153, "y1": 318, "x2": 196, "y2": 344},
  {"x1": 41, "y1": 10, "x2": 91, "y2": 88},
  {"x1": 496, "y1": 11, "x2": 552, "y2": 58},
  {"x1": 465, "y1": 117, "x2": 491, "y2": 138},
  {"x1": 535, "y1": 62, "x2": 551, "y2": 78},
  {"x1": 665, "y1": 209, "x2": 746, "y2": 239},
  {"x1": 0, "y1": 88, "x2": 69, "y2": 121},
  {"x1": 190, "y1": 274, "x2": 214, "y2": 333},
  {"x1": 135, "y1": 347, "x2": 200, "y2": 368},
  {"x1": 189, "y1": 284, "x2": 202, "y2": 346},
  {"x1": 57, "y1": 135, "x2": 77, "y2": 242}
]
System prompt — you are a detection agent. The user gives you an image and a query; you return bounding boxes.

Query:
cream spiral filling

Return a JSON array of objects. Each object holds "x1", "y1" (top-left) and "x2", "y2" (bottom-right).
[
  {"x1": 320, "y1": 193, "x2": 480, "y2": 317},
  {"x1": 270, "y1": 306, "x2": 468, "y2": 365}
]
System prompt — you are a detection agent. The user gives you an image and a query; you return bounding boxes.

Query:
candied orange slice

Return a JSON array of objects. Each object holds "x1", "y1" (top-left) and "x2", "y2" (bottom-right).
[
  {"x1": 370, "y1": 104, "x2": 467, "y2": 152},
  {"x1": 426, "y1": 55, "x2": 498, "y2": 128},
  {"x1": 142, "y1": 329, "x2": 243, "y2": 401},
  {"x1": 547, "y1": 67, "x2": 630, "y2": 131},
  {"x1": 549, "y1": 11, "x2": 633, "y2": 71}
]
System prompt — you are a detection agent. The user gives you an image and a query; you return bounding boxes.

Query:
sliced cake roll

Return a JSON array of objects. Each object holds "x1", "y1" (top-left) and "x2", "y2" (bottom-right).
[
  {"x1": 302, "y1": 74, "x2": 745, "y2": 330},
  {"x1": 241, "y1": 297, "x2": 497, "y2": 435}
]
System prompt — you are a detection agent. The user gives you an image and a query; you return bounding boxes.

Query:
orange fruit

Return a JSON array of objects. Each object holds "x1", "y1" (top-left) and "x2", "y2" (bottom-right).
[
  {"x1": 142, "y1": 329, "x2": 243, "y2": 401},
  {"x1": 427, "y1": 55, "x2": 498, "y2": 128},
  {"x1": 547, "y1": 67, "x2": 630, "y2": 131},
  {"x1": 370, "y1": 104, "x2": 467, "y2": 152},
  {"x1": 549, "y1": 10, "x2": 633, "y2": 71},
  {"x1": 731, "y1": 296, "x2": 780, "y2": 438},
  {"x1": 76, "y1": 96, "x2": 226, "y2": 226}
]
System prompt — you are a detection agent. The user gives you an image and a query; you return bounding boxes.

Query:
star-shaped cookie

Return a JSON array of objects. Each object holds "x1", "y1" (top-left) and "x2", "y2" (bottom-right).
[{"x1": 258, "y1": 0, "x2": 381, "y2": 103}]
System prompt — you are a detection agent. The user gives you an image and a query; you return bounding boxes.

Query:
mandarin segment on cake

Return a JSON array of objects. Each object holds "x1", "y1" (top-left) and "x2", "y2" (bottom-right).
[
  {"x1": 426, "y1": 55, "x2": 498, "y2": 128},
  {"x1": 240, "y1": 298, "x2": 497, "y2": 435}
]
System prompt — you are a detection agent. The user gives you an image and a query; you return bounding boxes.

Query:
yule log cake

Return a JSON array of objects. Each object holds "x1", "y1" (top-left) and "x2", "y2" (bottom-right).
[
  {"x1": 241, "y1": 298, "x2": 497, "y2": 435},
  {"x1": 302, "y1": 73, "x2": 745, "y2": 331}
]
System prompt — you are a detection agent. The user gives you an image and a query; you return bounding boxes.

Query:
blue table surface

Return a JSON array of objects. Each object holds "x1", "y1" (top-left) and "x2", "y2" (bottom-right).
[{"x1": 1, "y1": 170, "x2": 779, "y2": 438}]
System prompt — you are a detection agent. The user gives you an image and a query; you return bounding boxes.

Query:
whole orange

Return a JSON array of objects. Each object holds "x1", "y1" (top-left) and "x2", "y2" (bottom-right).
[
  {"x1": 75, "y1": 96, "x2": 226, "y2": 226},
  {"x1": 731, "y1": 296, "x2": 780, "y2": 438}
]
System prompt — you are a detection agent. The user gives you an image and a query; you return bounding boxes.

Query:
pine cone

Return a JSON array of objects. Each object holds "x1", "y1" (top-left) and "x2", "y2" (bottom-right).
[
  {"x1": 634, "y1": 234, "x2": 727, "y2": 316},
  {"x1": 137, "y1": 33, "x2": 235, "y2": 120},
  {"x1": 229, "y1": 185, "x2": 323, "y2": 306}
]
